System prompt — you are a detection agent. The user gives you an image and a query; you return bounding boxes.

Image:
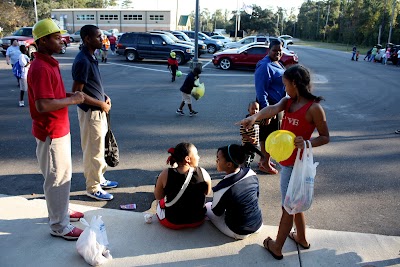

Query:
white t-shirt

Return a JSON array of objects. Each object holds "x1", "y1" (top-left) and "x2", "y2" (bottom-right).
[
  {"x1": 6, "y1": 45, "x2": 22, "y2": 65},
  {"x1": 18, "y1": 54, "x2": 30, "y2": 79}
]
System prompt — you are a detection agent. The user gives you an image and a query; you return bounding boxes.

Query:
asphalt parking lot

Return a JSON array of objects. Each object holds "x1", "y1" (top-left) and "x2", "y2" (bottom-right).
[{"x1": 1, "y1": 43, "x2": 399, "y2": 237}]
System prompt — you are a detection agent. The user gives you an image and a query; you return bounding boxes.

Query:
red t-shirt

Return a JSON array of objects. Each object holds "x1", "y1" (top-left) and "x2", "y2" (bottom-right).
[
  {"x1": 108, "y1": 35, "x2": 117, "y2": 45},
  {"x1": 28, "y1": 52, "x2": 70, "y2": 142},
  {"x1": 280, "y1": 98, "x2": 315, "y2": 166}
]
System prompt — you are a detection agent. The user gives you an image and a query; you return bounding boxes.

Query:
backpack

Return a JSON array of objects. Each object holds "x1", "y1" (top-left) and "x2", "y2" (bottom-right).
[{"x1": 12, "y1": 61, "x2": 22, "y2": 79}]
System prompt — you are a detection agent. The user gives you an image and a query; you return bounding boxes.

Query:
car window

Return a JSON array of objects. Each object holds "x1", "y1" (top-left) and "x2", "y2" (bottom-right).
[
  {"x1": 242, "y1": 37, "x2": 254, "y2": 44},
  {"x1": 256, "y1": 37, "x2": 266, "y2": 42},
  {"x1": 175, "y1": 35, "x2": 184, "y2": 41},
  {"x1": 138, "y1": 35, "x2": 151, "y2": 44},
  {"x1": 151, "y1": 36, "x2": 164, "y2": 45},
  {"x1": 245, "y1": 47, "x2": 267, "y2": 55},
  {"x1": 121, "y1": 34, "x2": 136, "y2": 43},
  {"x1": 185, "y1": 32, "x2": 194, "y2": 38}
]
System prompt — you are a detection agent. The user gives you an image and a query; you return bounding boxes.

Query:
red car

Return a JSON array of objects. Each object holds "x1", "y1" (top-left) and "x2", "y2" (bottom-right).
[
  {"x1": 212, "y1": 44, "x2": 298, "y2": 70},
  {"x1": 1, "y1": 27, "x2": 70, "y2": 57}
]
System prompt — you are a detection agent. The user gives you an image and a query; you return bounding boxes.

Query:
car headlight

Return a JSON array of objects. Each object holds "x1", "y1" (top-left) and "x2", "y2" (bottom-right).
[{"x1": 186, "y1": 48, "x2": 195, "y2": 54}]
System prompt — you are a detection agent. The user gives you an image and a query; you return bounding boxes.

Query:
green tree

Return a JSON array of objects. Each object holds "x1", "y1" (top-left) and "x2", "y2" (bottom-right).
[{"x1": 0, "y1": 1, "x2": 32, "y2": 35}]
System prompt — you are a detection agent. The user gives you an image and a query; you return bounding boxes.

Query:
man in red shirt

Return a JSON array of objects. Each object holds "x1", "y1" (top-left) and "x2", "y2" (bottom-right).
[
  {"x1": 28, "y1": 19, "x2": 85, "y2": 240},
  {"x1": 108, "y1": 33, "x2": 117, "y2": 55}
]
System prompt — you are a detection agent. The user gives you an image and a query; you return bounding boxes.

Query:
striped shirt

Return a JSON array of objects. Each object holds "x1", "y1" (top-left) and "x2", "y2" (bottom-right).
[{"x1": 240, "y1": 115, "x2": 265, "y2": 145}]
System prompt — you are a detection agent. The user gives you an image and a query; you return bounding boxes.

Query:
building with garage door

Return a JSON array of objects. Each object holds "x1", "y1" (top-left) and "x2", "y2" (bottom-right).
[{"x1": 51, "y1": 8, "x2": 183, "y2": 33}]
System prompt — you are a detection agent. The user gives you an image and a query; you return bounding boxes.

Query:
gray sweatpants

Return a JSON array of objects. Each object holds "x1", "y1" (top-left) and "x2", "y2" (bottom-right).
[{"x1": 36, "y1": 133, "x2": 71, "y2": 233}]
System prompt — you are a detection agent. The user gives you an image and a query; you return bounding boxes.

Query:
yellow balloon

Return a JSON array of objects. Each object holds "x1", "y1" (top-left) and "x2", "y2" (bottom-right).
[{"x1": 265, "y1": 130, "x2": 296, "y2": 162}]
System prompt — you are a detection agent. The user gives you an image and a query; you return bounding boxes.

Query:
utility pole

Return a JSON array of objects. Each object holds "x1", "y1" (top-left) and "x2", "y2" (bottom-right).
[
  {"x1": 323, "y1": 2, "x2": 330, "y2": 40},
  {"x1": 33, "y1": 0, "x2": 38, "y2": 23},
  {"x1": 316, "y1": 2, "x2": 320, "y2": 39},
  {"x1": 190, "y1": 0, "x2": 202, "y2": 71},
  {"x1": 388, "y1": 0, "x2": 396, "y2": 44},
  {"x1": 378, "y1": 0, "x2": 388, "y2": 44}
]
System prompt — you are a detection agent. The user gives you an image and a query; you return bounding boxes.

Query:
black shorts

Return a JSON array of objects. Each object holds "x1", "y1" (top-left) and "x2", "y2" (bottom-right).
[{"x1": 259, "y1": 112, "x2": 283, "y2": 141}]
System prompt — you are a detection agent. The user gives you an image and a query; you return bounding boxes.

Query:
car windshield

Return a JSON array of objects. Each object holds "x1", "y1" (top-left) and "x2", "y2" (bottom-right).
[
  {"x1": 165, "y1": 33, "x2": 180, "y2": 42},
  {"x1": 198, "y1": 32, "x2": 210, "y2": 40},
  {"x1": 13, "y1": 28, "x2": 32, "y2": 37},
  {"x1": 176, "y1": 33, "x2": 191, "y2": 42},
  {"x1": 160, "y1": 35, "x2": 175, "y2": 45}
]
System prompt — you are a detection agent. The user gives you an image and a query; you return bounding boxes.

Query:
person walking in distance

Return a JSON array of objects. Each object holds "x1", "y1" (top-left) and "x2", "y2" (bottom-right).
[
  {"x1": 101, "y1": 34, "x2": 110, "y2": 63},
  {"x1": 254, "y1": 39, "x2": 286, "y2": 174},
  {"x1": 28, "y1": 19, "x2": 85, "y2": 240},
  {"x1": 6, "y1": 40, "x2": 22, "y2": 87},
  {"x1": 108, "y1": 33, "x2": 117, "y2": 55},
  {"x1": 18, "y1": 45, "x2": 30, "y2": 107},
  {"x1": 168, "y1": 51, "x2": 179, "y2": 82},
  {"x1": 72, "y1": 25, "x2": 118, "y2": 201}
]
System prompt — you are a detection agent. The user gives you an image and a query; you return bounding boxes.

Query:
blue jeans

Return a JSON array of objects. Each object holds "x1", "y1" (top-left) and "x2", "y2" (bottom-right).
[{"x1": 280, "y1": 165, "x2": 293, "y2": 205}]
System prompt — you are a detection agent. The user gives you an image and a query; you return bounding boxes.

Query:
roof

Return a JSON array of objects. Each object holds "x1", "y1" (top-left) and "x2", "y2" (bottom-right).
[{"x1": 178, "y1": 15, "x2": 190, "y2": 26}]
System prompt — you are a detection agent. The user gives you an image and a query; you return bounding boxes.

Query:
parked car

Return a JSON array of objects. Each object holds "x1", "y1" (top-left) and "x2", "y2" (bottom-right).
[
  {"x1": 149, "y1": 30, "x2": 205, "y2": 56},
  {"x1": 224, "y1": 35, "x2": 268, "y2": 49},
  {"x1": 211, "y1": 35, "x2": 231, "y2": 44},
  {"x1": 69, "y1": 30, "x2": 81, "y2": 42},
  {"x1": 171, "y1": 30, "x2": 208, "y2": 56},
  {"x1": 182, "y1": 31, "x2": 224, "y2": 53},
  {"x1": 1, "y1": 26, "x2": 70, "y2": 56},
  {"x1": 212, "y1": 44, "x2": 298, "y2": 70},
  {"x1": 278, "y1": 35, "x2": 294, "y2": 45},
  {"x1": 116, "y1": 32, "x2": 194, "y2": 64}
]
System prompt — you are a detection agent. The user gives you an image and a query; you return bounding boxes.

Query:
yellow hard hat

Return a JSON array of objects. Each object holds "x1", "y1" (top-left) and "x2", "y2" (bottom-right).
[
  {"x1": 33, "y1": 18, "x2": 67, "y2": 41},
  {"x1": 170, "y1": 51, "x2": 176, "y2": 58}
]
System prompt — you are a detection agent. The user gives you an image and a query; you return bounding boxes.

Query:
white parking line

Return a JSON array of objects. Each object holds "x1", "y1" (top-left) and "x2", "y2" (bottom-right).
[{"x1": 106, "y1": 62, "x2": 254, "y2": 77}]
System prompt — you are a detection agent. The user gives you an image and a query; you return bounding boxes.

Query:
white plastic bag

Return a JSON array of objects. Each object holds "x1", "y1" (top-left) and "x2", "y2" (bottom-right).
[
  {"x1": 76, "y1": 216, "x2": 112, "y2": 266},
  {"x1": 283, "y1": 140, "x2": 319, "y2": 215}
]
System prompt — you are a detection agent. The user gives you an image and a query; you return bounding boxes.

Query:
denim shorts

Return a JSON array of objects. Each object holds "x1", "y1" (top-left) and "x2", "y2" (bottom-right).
[{"x1": 280, "y1": 165, "x2": 293, "y2": 205}]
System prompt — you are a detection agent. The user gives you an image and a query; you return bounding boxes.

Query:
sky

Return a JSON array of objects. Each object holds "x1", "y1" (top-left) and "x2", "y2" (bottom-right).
[{"x1": 123, "y1": 0, "x2": 306, "y2": 14}]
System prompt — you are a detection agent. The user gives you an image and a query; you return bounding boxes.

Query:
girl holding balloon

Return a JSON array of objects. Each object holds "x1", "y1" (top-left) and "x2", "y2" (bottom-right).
[{"x1": 238, "y1": 64, "x2": 330, "y2": 260}]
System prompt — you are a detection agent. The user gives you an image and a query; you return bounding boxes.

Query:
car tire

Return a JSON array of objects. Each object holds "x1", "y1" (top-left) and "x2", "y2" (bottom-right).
[
  {"x1": 207, "y1": 44, "x2": 217, "y2": 53},
  {"x1": 70, "y1": 37, "x2": 75, "y2": 42},
  {"x1": 60, "y1": 43, "x2": 67, "y2": 54},
  {"x1": 175, "y1": 52, "x2": 185, "y2": 64},
  {"x1": 219, "y1": 58, "x2": 231, "y2": 70},
  {"x1": 126, "y1": 50, "x2": 138, "y2": 62},
  {"x1": 28, "y1": 45, "x2": 37, "y2": 57}
]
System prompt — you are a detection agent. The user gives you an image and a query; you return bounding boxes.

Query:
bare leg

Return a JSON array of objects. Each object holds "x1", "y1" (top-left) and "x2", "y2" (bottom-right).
[
  {"x1": 188, "y1": 104, "x2": 193, "y2": 112},
  {"x1": 20, "y1": 91, "x2": 24, "y2": 101},
  {"x1": 292, "y1": 212, "x2": 309, "y2": 247},
  {"x1": 179, "y1": 101, "x2": 185, "y2": 110},
  {"x1": 264, "y1": 207, "x2": 293, "y2": 256}
]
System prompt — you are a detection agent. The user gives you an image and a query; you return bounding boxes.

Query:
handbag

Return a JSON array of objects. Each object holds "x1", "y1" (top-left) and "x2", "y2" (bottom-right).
[
  {"x1": 104, "y1": 112, "x2": 119, "y2": 167},
  {"x1": 156, "y1": 167, "x2": 194, "y2": 220},
  {"x1": 283, "y1": 140, "x2": 319, "y2": 215}
]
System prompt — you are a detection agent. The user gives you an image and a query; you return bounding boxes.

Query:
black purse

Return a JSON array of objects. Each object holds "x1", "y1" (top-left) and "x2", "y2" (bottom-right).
[{"x1": 105, "y1": 112, "x2": 119, "y2": 167}]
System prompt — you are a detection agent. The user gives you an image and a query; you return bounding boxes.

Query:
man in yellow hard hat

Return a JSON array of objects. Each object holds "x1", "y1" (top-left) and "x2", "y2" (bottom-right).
[{"x1": 28, "y1": 18, "x2": 85, "y2": 240}]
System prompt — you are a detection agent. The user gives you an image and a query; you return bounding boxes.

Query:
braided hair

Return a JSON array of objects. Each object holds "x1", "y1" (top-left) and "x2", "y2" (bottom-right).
[{"x1": 283, "y1": 65, "x2": 324, "y2": 102}]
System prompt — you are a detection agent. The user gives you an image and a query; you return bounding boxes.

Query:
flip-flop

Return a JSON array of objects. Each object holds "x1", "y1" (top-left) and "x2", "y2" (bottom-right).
[
  {"x1": 258, "y1": 164, "x2": 279, "y2": 175},
  {"x1": 288, "y1": 232, "x2": 311, "y2": 249},
  {"x1": 263, "y1": 237, "x2": 283, "y2": 260}
]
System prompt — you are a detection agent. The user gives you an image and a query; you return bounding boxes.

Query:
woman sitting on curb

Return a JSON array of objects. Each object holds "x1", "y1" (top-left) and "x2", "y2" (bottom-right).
[{"x1": 154, "y1": 142, "x2": 211, "y2": 230}]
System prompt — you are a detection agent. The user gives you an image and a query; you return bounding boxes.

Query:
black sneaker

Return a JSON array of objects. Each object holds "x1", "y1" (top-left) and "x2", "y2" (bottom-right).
[
  {"x1": 176, "y1": 109, "x2": 184, "y2": 116},
  {"x1": 189, "y1": 110, "x2": 198, "y2": 117}
]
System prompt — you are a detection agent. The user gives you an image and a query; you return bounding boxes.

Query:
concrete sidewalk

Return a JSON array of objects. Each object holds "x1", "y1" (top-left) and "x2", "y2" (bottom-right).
[{"x1": 1, "y1": 194, "x2": 399, "y2": 267}]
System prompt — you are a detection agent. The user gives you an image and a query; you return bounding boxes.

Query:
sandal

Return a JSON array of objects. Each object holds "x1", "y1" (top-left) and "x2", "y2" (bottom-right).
[
  {"x1": 263, "y1": 237, "x2": 283, "y2": 260},
  {"x1": 258, "y1": 164, "x2": 278, "y2": 175},
  {"x1": 288, "y1": 232, "x2": 311, "y2": 249}
]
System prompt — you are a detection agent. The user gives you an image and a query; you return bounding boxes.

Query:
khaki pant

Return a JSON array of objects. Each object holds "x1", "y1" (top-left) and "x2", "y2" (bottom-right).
[
  {"x1": 78, "y1": 108, "x2": 108, "y2": 193},
  {"x1": 36, "y1": 134, "x2": 71, "y2": 233}
]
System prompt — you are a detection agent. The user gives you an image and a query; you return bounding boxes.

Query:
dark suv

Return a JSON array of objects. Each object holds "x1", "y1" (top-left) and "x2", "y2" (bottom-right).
[
  {"x1": 182, "y1": 31, "x2": 224, "y2": 53},
  {"x1": 116, "y1": 32, "x2": 194, "y2": 64}
]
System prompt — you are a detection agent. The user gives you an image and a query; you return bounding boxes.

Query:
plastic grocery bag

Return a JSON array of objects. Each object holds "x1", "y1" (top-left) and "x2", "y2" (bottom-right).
[
  {"x1": 283, "y1": 141, "x2": 319, "y2": 215},
  {"x1": 191, "y1": 79, "x2": 205, "y2": 100},
  {"x1": 76, "y1": 216, "x2": 112, "y2": 266}
]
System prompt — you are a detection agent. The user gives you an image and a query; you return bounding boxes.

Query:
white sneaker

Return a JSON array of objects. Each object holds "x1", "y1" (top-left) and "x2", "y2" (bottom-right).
[{"x1": 19, "y1": 101, "x2": 24, "y2": 107}]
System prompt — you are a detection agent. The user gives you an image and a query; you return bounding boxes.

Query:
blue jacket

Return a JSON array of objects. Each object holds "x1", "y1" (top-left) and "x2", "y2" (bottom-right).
[{"x1": 254, "y1": 55, "x2": 286, "y2": 108}]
